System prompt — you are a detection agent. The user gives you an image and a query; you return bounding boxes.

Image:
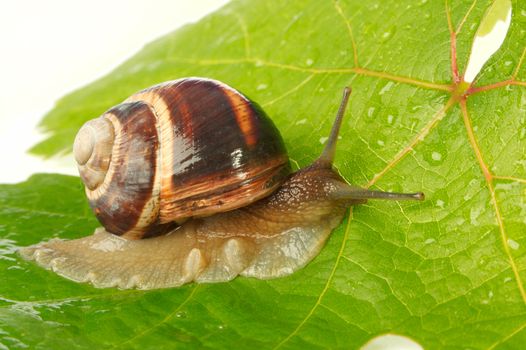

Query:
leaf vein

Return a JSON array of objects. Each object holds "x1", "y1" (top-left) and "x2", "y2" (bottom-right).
[
  {"x1": 459, "y1": 99, "x2": 526, "y2": 305},
  {"x1": 114, "y1": 285, "x2": 200, "y2": 348},
  {"x1": 333, "y1": 0, "x2": 359, "y2": 67},
  {"x1": 272, "y1": 209, "x2": 354, "y2": 349},
  {"x1": 366, "y1": 97, "x2": 456, "y2": 188}
]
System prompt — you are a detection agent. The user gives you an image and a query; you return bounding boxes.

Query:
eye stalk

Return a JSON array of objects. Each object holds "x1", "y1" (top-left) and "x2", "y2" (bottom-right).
[
  {"x1": 313, "y1": 87, "x2": 352, "y2": 168},
  {"x1": 74, "y1": 117, "x2": 115, "y2": 190},
  {"x1": 312, "y1": 86, "x2": 425, "y2": 203}
]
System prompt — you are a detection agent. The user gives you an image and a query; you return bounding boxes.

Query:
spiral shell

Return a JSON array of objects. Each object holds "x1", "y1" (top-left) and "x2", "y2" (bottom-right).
[{"x1": 73, "y1": 78, "x2": 290, "y2": 239}]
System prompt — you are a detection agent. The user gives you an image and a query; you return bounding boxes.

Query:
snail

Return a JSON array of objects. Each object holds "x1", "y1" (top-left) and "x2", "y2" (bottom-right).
[{"x1": 19, "y1": 78, "x2": 424, "y2": 290}]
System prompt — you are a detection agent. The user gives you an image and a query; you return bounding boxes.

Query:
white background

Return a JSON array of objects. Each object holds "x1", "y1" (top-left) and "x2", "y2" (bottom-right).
[
  {"x1": 0, "y1": 1, "x2": 507, "y2": 184},
  {"x1": 0, "y1": 0, "x2": 228, "y2": 183}
]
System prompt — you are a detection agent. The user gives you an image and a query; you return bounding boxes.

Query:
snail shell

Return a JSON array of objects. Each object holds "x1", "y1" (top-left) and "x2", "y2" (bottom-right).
[{"x1": 73, "y1": 78, "x2": 290, "y2": 239}]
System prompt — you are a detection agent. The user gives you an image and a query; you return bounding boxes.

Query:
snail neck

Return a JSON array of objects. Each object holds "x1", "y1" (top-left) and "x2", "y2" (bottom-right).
[
  {"x1": 243, "y1": 160, "x2": 424, "y2": 230},
  {"x1": 241, "y1": 165, "x2": 350, "y2": 229},
  {"x1": 194, "y1": 165, "x2": 348, "y2": 238}
]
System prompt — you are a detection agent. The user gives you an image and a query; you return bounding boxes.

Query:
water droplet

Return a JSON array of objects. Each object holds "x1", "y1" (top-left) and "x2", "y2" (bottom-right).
[
  {"x1": 257, "y1": 84, "x2": 268, "y2": 91},
  {"x1": 436, "y1": 199, "x2": 445, "y2": 208},
  {"x1": 507, "y1": 238, "x2": 520, "y2": 250},
  {"x1": 387, "y1": 115, "x2": 395, "y2": 124},
  {"x1": 504, "y1": 277, "x2": 513, "y2": 283},
  {"x1": 296, "y1": 118, "x2": 307, "y2": 125},
  {"x1": 423, "y1": 144, "x2": 447, "y2": 165},
  {"x1": 522, "y1": 9, "x2": 526, "y2": 16},
  {"x1": 306, "y1": 58, "x2": 314, "y2": 66},
  {"x1": 319, "y1": 136, "x2": 328, "y2": 144},
  {"x1": 367, "y1": 107, "x2": 376, "y2": 118},
  {"x1": 379, "y1": 82, "x2": 394, "y2": 95},
  {"x1": 464, "y1": 179, "x2": 481, "y2": 200},
  {"x1": 176, "y1": 311, "x2": 187, "y2": 319},
  {"x1": 424, "y1": 238, "x2": 436, "y2": 245},
  {"x1": 377, "y1": 140, "x2": 385, "y2": 147},
  {"x1": 504, "y1": 60, "x2": 513, "y2": 66},
  {"x1": 470, "y1": 206, "x2": 483, "y2": 225},
  {"x1": 361, "y1": 334, "x2": 423, "y2": 350},
  {"x1": 488, "y1": 290, "x2": 494, "y2": 298},
  {"x1": 218, "y1": 324, "x2": 226, "y2": 330},
  {"x1": 381, "y1": 26, "x2": 396, "y2": 42},
  {"x1": 495, "y1": 183, "x2": 514, "y2": 191}
]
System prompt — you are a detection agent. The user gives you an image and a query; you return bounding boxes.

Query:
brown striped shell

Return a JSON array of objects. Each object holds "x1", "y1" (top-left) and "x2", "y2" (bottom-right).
[{"x1": 73, "y1": 78, "x2": 290, "y2": 239}]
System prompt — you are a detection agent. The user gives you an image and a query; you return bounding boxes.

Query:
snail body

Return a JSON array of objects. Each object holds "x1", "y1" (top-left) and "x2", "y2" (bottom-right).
[{"x1": 20, "y1": 79, "x2": 424, "y2": 289}]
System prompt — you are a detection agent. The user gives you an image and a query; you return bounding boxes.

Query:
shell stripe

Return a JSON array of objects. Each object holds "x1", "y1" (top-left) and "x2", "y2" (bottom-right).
[
  {"x1": 220, "y1": 85, "x2": 258, "y2": 147},
  {"x1": 125, "y1": 82, "x2": 181, "y2": 227},
  {"x1": 158, "y1": 156, "x2": 290, "y2": 220},
  {"x1": 85, "y1": 101, "x2": 161, "y2": 239}
]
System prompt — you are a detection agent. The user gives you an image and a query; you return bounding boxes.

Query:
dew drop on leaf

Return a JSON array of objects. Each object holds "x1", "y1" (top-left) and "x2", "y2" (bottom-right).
[
  {"x1": 175, "y1": 311, "x2": 187, "y2": 319},
  {"x1": 424, "y1": 238, "x2": 436, "y2": 245},
  {"x1": 470, "y1": 206, "x2": 483, "y2": 225},
  {"x1": 367, "y1": 107, "x2": 376, "y2": 118},
  {"x1": 423, "y1": 142, "x2": 447, "y2": 166},
  {"x1": 507, "y1": 238, "x2": 520, "y2": 250},
  {"x1": 380, "y1": 26, "x2": 396, "y2": 42},
  {"x1": 379, "y1": 82, "x2": 394, "y2": 95}
]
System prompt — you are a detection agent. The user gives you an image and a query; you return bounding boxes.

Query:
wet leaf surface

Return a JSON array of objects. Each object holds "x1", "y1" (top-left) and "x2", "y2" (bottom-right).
[{"x1": 2, "y1": 0, "x2": 526, "y2": 349}]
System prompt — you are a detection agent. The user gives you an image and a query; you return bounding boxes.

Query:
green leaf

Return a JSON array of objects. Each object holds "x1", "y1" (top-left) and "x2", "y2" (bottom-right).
[{"x1": 3, "y1": 0, "x2": 526, "y2": 349}]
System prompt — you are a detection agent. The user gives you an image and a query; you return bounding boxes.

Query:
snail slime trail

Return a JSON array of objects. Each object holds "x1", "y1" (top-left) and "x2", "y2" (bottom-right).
[{"x1": 19, "y1": 79, "x2": 424, "y2": 290}]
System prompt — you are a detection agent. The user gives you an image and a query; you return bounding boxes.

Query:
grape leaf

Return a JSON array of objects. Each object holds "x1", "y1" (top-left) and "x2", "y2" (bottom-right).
[{"x1": 2, "y1": 0, "x2": 526, "y2": 349}]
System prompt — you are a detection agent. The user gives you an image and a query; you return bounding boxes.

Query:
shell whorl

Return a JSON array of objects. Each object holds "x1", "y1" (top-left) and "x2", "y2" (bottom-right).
[
  {"x1": 74, "y1": 117, "x2": 114, "y2": 190},
  {"x1": 75, "y1": 102, "x2": 165, "y2": 239}
]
